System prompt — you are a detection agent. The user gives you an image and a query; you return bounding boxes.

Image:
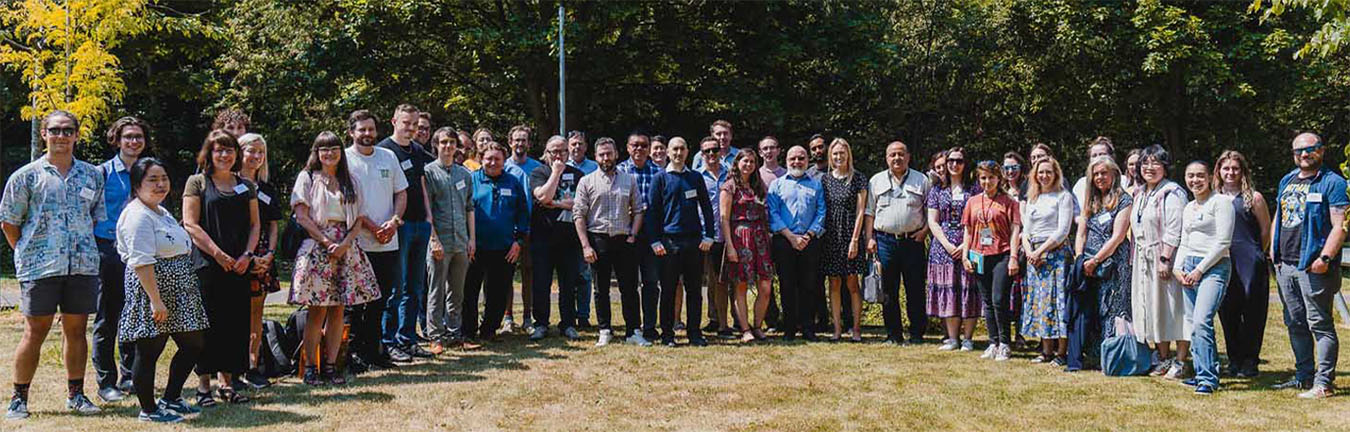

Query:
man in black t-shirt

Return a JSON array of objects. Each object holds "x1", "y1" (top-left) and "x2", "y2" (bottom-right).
[
  {"x1": 376, "y1": 104, "x2": 438, "y2": 361},
  {"x1": 528, "y1": 136, "x2": 586, "y2": 341}
]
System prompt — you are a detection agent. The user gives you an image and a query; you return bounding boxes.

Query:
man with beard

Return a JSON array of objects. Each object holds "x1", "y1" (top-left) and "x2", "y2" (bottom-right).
[
  {"x1": 768, "y1": 146, "x2": 827, "y2": 341},
  {"x1": 805, "y1": 134, "x2": 829, "y2": 181},
  {"x1": 575, "y1": 138, "x2": 647, "y2": 346},
  {"x1": 504, "y1": 125, "x2": 543, "y2": 333},
  {"x1": 344, "y1": 109, "x2": 408, "y2": 372},
  {"x1": 377, "y1": 104, "x2": 436, "y2": 361},
  {"x1": 528, "y1": 136, "x2": 586, "y2": 341}
]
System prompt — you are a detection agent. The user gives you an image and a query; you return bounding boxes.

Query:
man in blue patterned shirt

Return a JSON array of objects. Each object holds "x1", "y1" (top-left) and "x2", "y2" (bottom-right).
[
  {"x1": 2, "y1": 110, "x2": 106, "y2": 419},
  {"x1": 618, "y1": 133, "x2": 664, "y2": 340}
]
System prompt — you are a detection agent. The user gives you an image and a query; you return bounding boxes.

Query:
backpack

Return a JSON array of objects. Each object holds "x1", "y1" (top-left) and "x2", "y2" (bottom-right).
[{"x1": 256, "y1": 319, "x2": 297, "y2": 378}]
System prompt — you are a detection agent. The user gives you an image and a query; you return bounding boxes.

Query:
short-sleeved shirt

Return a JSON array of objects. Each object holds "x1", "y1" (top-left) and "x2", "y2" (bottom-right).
[
  {"x1": 425, "y1": 160, "x2": 476, "y2": 253},
  {"x1": 568, "y1": 158, "x2": 599, "y2": 175},
  {"x1": 379, "y1": 137, "x2": 435, "y2": 223},
  {"x1": 254, "y1": 181, "x2": 284, "y2": 224},
  {"x1": 1278, "y1": 175, "x2": 1314, "y2": 264},
  {"x1": 0, "y1": 156, "x2": 106, "y2": 281},
  {"x1": 116, "y1": 199, "x2": 192, "y2": 267},
  {"x1": 574, "y1": 168, "x2": 644, "y2": 237},
  {"x1": 1274, "y1": 167, "x2": 1350, "y2": 268},
  {"x1": 865, "y1": 168, "x2": 930, "y2": 235},
  {"x1": 528, "y1": 163, "x2": 584, "y2": 241},
  {"x1": 698, "y1": 166, "x2": 729, "y2": 241},
  {"x1": 345, "y1": 146, "x2": 409, "y2": 252},
  {"x1": 183, "y1": 174, "x2": 258, "y2": 261},
  {"x1": 95, "y1": 156, "x2": 132, "y2": 240},
  {"x1": 506, "y1": 156, "x2": 544, "y2": 210},
  {"x1": 962, "y1": 193, "x2": 1021, "y2": 256}
]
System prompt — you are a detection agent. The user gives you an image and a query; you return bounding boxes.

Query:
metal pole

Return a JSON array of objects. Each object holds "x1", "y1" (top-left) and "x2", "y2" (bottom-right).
[{"x1": 558, "y1": 2, "x2": 565, "y2": 137}]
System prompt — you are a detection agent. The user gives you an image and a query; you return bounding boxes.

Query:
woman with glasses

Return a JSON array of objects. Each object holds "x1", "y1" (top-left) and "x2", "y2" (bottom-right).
[
  {"x1": 1019, "y1": 157, "x2": 1074, "y2": 366},
  {"x1": 182, "y1": 130, "x2": 259, "y2": 406},
  {"x1": 1071, "y1": 156, "x2": 1134, "y2": 372},
  {"x1": 1131, "y1": 145, "x2": 1191, "y2": 380},
  {"x1": 927, "y1": 147, "x2": 981, "y2": 351},
  {"x1": 820, "y1": 139, "x2": 869, "y2": 342},
  {"x1": 1213, "y1": 150, "x2": 1271, "y2": 378}
]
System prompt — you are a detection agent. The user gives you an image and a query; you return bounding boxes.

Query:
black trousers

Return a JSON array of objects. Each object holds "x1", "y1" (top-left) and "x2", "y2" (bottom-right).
[
  {"x1": 772, "y1": 235, "x2": 822, "y2": 336},
  {"x1": 132, "y1": 331, "x2": 203, "y2": 414},
  {"x1": 589, "y1": 234, "x2": 641, "y2": 336},
  {"x1": 93, "y1": 238, "x2": 135, "y2": 390},
  {"x1": 464, "y1": 249, "x2": 515, "y2": 340},
  {"x1": 975, "y1": 253, "x2": 1013, "y2": 345},
  {"x1": 531, "y1": 231, "x2": 581, "y2": 330},
  {"x1": 659, "y1": 236, "x2": 705, "y2": 340},
  {"x1": 638, "y1": 244, "x2": 662, "y2": 339},
  {"x1": 1219, "y1": 261, "x2": 1270, "y2": 366},
  {"x1": 349, "y1": 251, "x2": 397, "y2": 362},
  {"x1": 1066, "y1": 279, "x2": 1101, "y2": 370}
]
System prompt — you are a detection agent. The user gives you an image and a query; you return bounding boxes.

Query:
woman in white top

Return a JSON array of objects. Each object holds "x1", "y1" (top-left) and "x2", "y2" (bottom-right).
[
  {"x1": 1173, "y1": 160, "x2": 1235, "y2": 395},
  {"x1": 1019, "y1": 157, "x2": 1075, "y2": 365},
  {"x1": 289, "y1": 132, "x2": 381, "y2": 385},
  {"x1": 116, "y1": 158, "x2": 209, "y2": 423},
  {"x1": 1130, "y1": 144, "x2": 1191, "y2": 380}
]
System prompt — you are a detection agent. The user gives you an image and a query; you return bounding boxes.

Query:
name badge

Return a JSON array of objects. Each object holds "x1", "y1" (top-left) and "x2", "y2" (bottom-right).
[
  {"x1": 684, "y1": 189, "x2": 698, "y2": 199},
  {"x1": 562, "y1": 173, "x2": 574, "y2": 181},
  {"x1": 500, "y1": 188, "x2": 513, "y2": 197},
  {"x1": 953, "y1": 192, "x2": 966, "y2": 201},
  {"x1": 79, "y1": 187, "x2": 96, "y2": 201},
  {"x1": 979, "y1": 227, "x2": 994, "y2": 246},
  {"x1": 232, "y1": 183, "x2": 249, "y2": 194},
  {"x1": 456, "y1": 180, "x2": 466, "y2": 191},
  {"x1": 1094, "y1": 212, "x2": 1112, "y2": 225},
  {"x1": 258, "y1": 191, "x2": 272, "y2": 205},
  {"x1": 401, "y1": 159, "x2": 413, "y2": 170},
  {"x1": 904, "y1": 184, "x2": 922, "y2": 196},
  {"x1": 1309, "y1": 192, "x2": 1323, "y2": 203},
  {"x1": 380, "y1": 169, "x2": 391, "y2": 179}
]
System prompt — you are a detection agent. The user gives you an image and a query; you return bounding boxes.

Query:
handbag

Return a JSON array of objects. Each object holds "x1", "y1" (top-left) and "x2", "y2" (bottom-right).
[
  {"x1": 862, "y1": 256, "x2": 886, "y2": 303},
  {"x1": 1100, "y1": 317, "x2": 1153, "y2": 376},
  {"x1": 278, "y1": 215, "x2": 307, "y2": 262}
]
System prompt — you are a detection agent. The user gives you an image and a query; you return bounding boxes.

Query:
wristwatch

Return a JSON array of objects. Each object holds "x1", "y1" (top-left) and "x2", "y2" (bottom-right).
[{"x1": 1319, "y1": 255, "x2": 1334, "y2": 265}]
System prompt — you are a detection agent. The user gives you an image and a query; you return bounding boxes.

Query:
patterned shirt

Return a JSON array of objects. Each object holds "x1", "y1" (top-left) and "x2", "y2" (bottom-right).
[
  {"x1": 573, "y1": 168, "x2": 644, "y2": 237},
  {"x1": 1, "y1": 155, "x2": 106, "y2": 281},
  {"x1": 618, "y1": 158, "x2": 661, "y2": 205}
]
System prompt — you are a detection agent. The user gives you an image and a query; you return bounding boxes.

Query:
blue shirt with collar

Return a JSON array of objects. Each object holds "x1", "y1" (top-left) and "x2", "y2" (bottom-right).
[
  {"x1": 95, "y1": 156, "x2": 132, "y2": 240},
  {"x1": 568, "y1": 158, "x2": 599, "y2": 175},
  {"x1": 697, "y1": 165, "x2": 728, "y2": 241},
  {"x1": 1273, "y1": 166, "x2": 1349, "y2": 270},
  {"x1": 767, "y1": 171, "x2": 826, "y2": 236},
  {"x1": 618, "y1": 158, "x2": 661, "y2": 203},
  {"x1": 693, "y1": 146, "x2": 738, "y2": 172},
  {"x1": 644, "y1": 165, "x2": 716, "y2": 242},
  {"x1": 471, "y1": 169, "x2": 531, "y2": 251}
]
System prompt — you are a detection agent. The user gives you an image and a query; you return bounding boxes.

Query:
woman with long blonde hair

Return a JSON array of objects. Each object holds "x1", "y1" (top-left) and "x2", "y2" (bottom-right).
[
  {"x1": 1212, "y1": 150, "x2": 1272, "y2": 378},
  {"x1": 1070, "y1": 156, "x2": 1134, "y2": 371},
  {"x1": 1019, "y1": 157, "x2": 1075, "y2": 365},
  {"x1": 819, "y1": 139, "x2": 869, "y2": 342}
]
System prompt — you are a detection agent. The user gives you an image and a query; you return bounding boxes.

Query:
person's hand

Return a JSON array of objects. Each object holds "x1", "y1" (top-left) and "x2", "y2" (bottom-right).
[
  {"x1": 1083, "y1": 257, "x2": 1098, "y2": 276},
  {"x1": 908, "y1": 231, "x2": 925, "y2": 242},
  {"x1": 151, "y1": 299, "x2": 169, "y2": 324},
  {"x1": 626, "y1": 235, "x2": 637, "y2": 244},
  {"x1": 847, "y1": 239, "x2": 859, "y2": 260},
  {"x1": 256, "y1": 251, "x2": 274, "y2": 271},
  {"x1": 962, "y1": 258, "x2": 974, "y2": 273},
  {"x1": 1173, "y1": 270, "x2": 1190, "y2": 286},
  {"x1": 1310, "y1": 258, "x2": 1329, "y2": 274},
  {"x1": 1156, "y1": 260, "x2": 1171, "y2": 280},
  {"x1": 377, "y1": 221, "x2": 398, "y2": 244},
  {"x1": 213, "y1": 253, "x2": 236, "y2": 272},
  {"x1": 467, "y1": 243, "x2": 476, "y2": 262},
  {"x1": 551, "y1": 159, "x2": 566, "y2": 174},
  {"x1": 1007, "y1": 259, "x2": 1020, "y2": 276},
  {"x1": 699, "y1": 239, "x2": 713, "y2": 252},
  {"x1": 943, "y1": 242, "x2": 958, "y2": 257},
  {"x1": 1186, "y1": 269, "x2": 1202, "y2": 286},
  {"x1": 582, "y1": 246, "x2": 597, "y2": 264},
  {"x1": 726, "y1": 247, "x2": 740, "y2": 263},
  {"x1": 791, "y1": 234, "x2": 808, "y2": 251},
  {"x1": 231, "y1": 254, "x2": 251, "y2": 274},
  {"x1": 652, "y1": 243, "x2": 667, "y2": 257},
  {"x1": 950, "y1": 244, "x2": 965, "y2": 259},
  {"x1": 431, "y1": 240, "x2": 445, "y2": 261},
  {"x1": 1027, "y1": 251, "x2": 1043, "y2": 268},
  {"x1": 867, "y1": 238, "x2": 877, "y2": 255},
  {"x1": 331, "y1": 242, "x2": 350, "y2": 261}
]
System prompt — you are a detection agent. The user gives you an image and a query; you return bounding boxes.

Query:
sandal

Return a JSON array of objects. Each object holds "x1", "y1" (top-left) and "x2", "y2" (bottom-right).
[
  {"x1": 323, "y1": 363, "x2": 346, "y2": 385},
  {"x1": 216, "y1": 387, "x2": 250, "y2": 404},
  {"x1": 303, "y1": 366, "x2": 324, "y2": 386},
  {"x1": 195, "y1": 390, "x2": 218, "y2": 408}
]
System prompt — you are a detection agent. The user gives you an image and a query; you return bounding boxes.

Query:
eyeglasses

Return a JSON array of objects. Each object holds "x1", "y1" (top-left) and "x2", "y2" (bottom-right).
[
  {"x1": 120, "y1": 134, "x2": 145, "y2": 142},
  {"x1": 946, "y1": 158, "x2": 966, "y2": 165},
  {"x1": 45, "y1": 127, "x2": 77, "y2": 137},
  {"x1": 1002, "y1": 164, "x2": 1021, "y2": 171},
  {"x1": 213, "y1": 147, "x2": 237, "y2": 155},
  {"x1": 1293, "y1": 144, "x2": 1323, "y2": 156},
  {"x1": 701, "y1": 147, "x2": 718, "y2": 154},
  {"x1": 317, "y1": 146, "x2": 342, "y2": 153}
]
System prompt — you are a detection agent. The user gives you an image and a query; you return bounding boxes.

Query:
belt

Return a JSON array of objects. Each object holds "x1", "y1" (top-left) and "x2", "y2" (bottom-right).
[{"x1": 875, "y1": 229, "x2": 922, "y2": 239}]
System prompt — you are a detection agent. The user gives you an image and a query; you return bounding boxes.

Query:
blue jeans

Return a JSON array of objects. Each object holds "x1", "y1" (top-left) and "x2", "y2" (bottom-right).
[
  {"x1": 1276, "y1": 262, "x2": 1340, "y2": 387},
  {"x1": 1184, "y1": 257, "x2": 1230, "y2": 387},
  {"x1": 384, "y1": 221, "x2": 431, "y2": 346},
  {"x1": 576, "y1": 264, "x2": 593, "y2": 323},
  {"x1": 875, "y1": 232, "x2": 927, "y2": 341}
]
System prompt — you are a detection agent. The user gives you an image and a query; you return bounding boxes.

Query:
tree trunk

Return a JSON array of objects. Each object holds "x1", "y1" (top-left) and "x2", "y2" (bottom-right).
[{"x1": 30, "y1": 117, "x2": 41, "y2": 161}]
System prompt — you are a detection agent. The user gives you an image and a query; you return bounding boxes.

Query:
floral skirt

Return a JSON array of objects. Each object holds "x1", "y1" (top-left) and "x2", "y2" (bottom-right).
[
  {"x1": 926, "y1": 257, "x2": 980, "y2": 318},
  {"x1": 119, "y1": 255, "x2": 210, "y2": 341},
  {"x1": 289, "y1": 223, "x2": 381, "y2": 306},
  {"x1": 1020, "y1": 245, "x2": 1069, "y2": 338},
  {"x1": 726, "y1": 222, "x2": 774, "y2": 283}
]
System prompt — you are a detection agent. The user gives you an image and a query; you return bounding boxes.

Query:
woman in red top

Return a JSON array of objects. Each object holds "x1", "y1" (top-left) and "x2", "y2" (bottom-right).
[
  {"x1": 722, "y1": 151, "x2": 774, "y2": 342},
  {"x1": 962, "y1": 161, "x2": 1022, "y2": 362}
]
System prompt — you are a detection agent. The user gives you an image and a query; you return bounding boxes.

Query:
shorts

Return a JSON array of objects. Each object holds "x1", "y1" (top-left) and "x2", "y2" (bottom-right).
[{"x1": 21, "y1": 275, "x2": 99, "y2": 316}]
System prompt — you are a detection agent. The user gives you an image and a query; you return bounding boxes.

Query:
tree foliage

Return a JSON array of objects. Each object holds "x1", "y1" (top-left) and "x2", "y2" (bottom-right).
[{"x1": 1252, "y1": 0, "x2": 1349, "y2": 59}]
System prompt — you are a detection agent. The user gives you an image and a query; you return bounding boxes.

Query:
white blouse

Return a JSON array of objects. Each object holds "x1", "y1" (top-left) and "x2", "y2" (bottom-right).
[
  {"x1": 1174, "y1": 193, "x2": 1235, "y2": 275},
  {"x1": 1020, "y1": 189, "x2": 1074, "y2": 246},
  {"x1": 116, "y1": 199, "x2": 193, "y2": 267}
]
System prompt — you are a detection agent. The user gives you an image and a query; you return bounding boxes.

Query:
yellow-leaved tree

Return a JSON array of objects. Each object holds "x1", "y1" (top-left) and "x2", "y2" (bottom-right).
[{"x1": 0, "y1": 0, "x2": 150, "y2": 160}]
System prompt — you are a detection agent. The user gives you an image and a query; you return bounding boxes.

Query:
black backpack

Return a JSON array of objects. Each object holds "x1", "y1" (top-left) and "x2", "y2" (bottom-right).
[{"x1": 257, "y1": 318, "x2": 297, "y2": 378}]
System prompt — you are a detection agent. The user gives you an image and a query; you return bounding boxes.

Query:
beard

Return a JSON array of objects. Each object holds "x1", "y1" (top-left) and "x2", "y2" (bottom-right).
[
  {"x1": 810, "y1": 153, "x2": 826, "y2": 164},
  {"x1": 599, "y1": 160, "x2": 616, "y2": 172},
  {"x1": 356, "y1": 135, "x2": 376, "y2": 147},
  {"x1": 788, "y1": 167, "x2": 806, "y2": 178}
]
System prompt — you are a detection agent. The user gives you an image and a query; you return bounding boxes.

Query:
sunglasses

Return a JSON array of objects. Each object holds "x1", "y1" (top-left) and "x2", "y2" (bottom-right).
[
  {"x1": 45, "y1": 127, "x2": 77, "y2": 137},
  {"x1": 1293, "y1": 144, "x2": 1323, "y2": 156},
  {"x1": 1002, "y1": 164, "x2": 1021, "y2": 171},
  {"x1": 700, "y1": 147, "x2": 719, "y2": 154},
  {"x1": 946, "y1": 158, "x2": 966, "y2": 165}
]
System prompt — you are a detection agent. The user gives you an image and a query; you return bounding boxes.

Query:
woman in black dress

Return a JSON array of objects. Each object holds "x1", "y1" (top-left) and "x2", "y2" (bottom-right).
[
  {"x1": 820, "y1": 139, "x2": 869, "y2": 342},
  {"x1": 1214, "y1": 150, "x2": 1272, "y2": 377},
  {"x1": 237, "y1": 133, "x2": 281, "y2": 389},
  {"x1": 182, "y1": 130, "x2": 260, "y2": 406}
]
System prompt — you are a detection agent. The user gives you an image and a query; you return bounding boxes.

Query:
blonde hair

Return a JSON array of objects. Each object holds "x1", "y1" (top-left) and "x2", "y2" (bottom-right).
[
  {"x1": 237, "y1": 132, "x2": 269, "y2": 183},
  {"x1": 828, "y1": 138, "x2": 854, "y2": 179},
  {"x1": 1213, "y1": 150, "x2": 1256, "y2": 211},
  {"x1": 1027, "y1": 157, "x2": 1064, "y2": 203},
  {"x1": 1081, "y1": 156, "x2": 1123, "y2": 217}
]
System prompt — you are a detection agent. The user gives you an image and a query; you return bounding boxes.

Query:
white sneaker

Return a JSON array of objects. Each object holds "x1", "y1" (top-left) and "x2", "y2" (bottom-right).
[
  {"x1": 500, "y1": 316, "x2": 516, "y2": 333},
  {"x1": 960, "y1": 340, "x2": 975, "y2": 351},
  {"x1": 994, "y1": 344, "x2": 1011, "y2": 362},
  {"x1": 596, "y1": 330, "x2": 613, "y2": 347},
  {"x1": 563, "y1": 327, "x2": 581, "y2": 340},
  {"x1": 980, "y1": 344, "x2": 997, "y2": 359},
  {"x1": 626, "y1": 333, "x2": 653, "y2": 347},
  {"x1": 938, "y1": 339, "x2": 959, "y2": 351}
]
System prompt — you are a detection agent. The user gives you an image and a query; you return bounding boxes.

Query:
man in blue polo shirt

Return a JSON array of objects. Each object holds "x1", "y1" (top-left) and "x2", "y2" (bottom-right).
[
  {"x1": 645, "y1": 137, "x2": 716, "y2": 347},
  {"x1": 768, "y1": 146, "x2": 827, "y2": 341},
  {"x1": 504, "y1": 125, "x2": 542, "y2": 333},
  {"x1": 1270, "y1": 132, "x2": 1347, "y2": 399}
]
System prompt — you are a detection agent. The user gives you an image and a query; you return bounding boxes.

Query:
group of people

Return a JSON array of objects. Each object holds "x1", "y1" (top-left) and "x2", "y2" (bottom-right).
[{"x1": 2, "y1": 105, "x2": 1343, "y2": 423}]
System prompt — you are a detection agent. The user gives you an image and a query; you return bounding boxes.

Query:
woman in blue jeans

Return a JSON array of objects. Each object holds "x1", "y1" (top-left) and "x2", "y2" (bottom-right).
[{"x1": 1172, "y1": 161, "x2": 1234, "y2": 395}]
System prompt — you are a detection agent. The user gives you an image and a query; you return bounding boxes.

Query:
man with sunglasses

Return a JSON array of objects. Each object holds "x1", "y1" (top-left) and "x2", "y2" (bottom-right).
[
  {"x1": 1270, "y1": 132, "x2": 1346, "y2": 399},
  {"x1": 4, "y1": 110, "x2": 106, "y2": 419},
  {"x1": 693, "y1": 120, "x2": 739, "y2": 171},
  {"x1": 528, "y1": 136, "x2": 586, "y2": 341},
  {"x1": 696, "y1": 137, "x2": 733, "y2": 337}
]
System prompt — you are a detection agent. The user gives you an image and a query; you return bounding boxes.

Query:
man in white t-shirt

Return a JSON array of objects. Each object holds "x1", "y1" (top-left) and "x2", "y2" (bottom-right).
[{"x1": 344, "y1": 109, "x2": 409, "y2": 370}]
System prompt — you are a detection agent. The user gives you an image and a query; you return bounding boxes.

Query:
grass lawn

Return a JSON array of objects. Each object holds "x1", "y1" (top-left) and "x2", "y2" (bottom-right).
[{"x1": 0, "y1": 279, "x2": 1349, "y2": 431}]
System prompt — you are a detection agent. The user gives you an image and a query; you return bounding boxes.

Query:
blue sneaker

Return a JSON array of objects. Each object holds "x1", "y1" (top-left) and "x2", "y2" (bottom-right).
[
  {"x1": 138, "y1": 408, "x2": 184, "y2": 423},
  {"x1": 1194, "y1": 384, "x2": 1216, "y2": 395},
  {"x1": 1181, "y1": 378, "x2": 1199, "y2": 387},
  {"x1": 158, "y1": 397, "x2": 201, "y2": 415}
]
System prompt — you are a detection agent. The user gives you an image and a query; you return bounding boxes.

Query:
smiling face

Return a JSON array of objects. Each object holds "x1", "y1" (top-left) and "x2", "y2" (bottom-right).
[
  {"x1": 712, "y1": 125, "x2": 732, "y2": 151},
  {"x1": 650, "y1": 139, "x2": 667, "y2": 164},
  {"x1": 510, "y1": 130, "x2": 530, "y2": 158},
  {"x1": 436, "y1": 134, "x2": 459, "y2": 164},
  {"x1": 1184, "y1": 163, "x2": 1210, "y2": 196},
  {"x1": 1291, "y1": 134, "x2": 1323, "y2": 171},
  {"x1": 627, "y1": 135, "x2": 650, "y2": 164},
  {"x1": 42, "y1": 115, "x2": 78, "y2": 156},
  {"x1": 737, "y1": 152, "x2": 758, "y2": 179},
  {"x1": 759, "y1": 139, "x2": 780, "y2": 165},
  {"x1": 700, "y1": 140, "x2": 721, "y2": 170},
  {"x1": 222, "y1": 122, "x2": 247, "y2": 138},
  {"x1": 1090, "y1": 162, "x2": 1115, "y2": 192},
  {"x1": 211, "y1": 142, "x2": 237, "y2": 174},
  {"x1": 350, "y1": 118, "x2": 378, "y2": 147},
  {"x1": 1034, "y1": 161, "x2": 1055, "y2": 190},
  {"x1": 136, "y1": 164, "x2": 171, "y2": 207},
  {"x1": 416, "y1": 117, "x2": 432, "y2": 144},
  {"x1": 116, "y1": 125, "x2": 146, "y2": 159},
  {"x1": 886, "y1": 143, "x2": 910, "y2": 173},
  {"x1": 482, "y1": 148, "x2": 505, "y2": 176},
  {"x1": 241, "y1": 142, "x2": 267, "y2": 174},
  {"x1": 1219, "y1": 158, "x2": 1242, "y2": 188},
  {"x1": 830, "y1": 144, "x2": 849, "y2": 171},
  {"x1": 668, "y1": 138, "x2": 689, "y2": 168},
  {"x1": 977, "y1": 168, "x2": 1000, "y2": 195},
  {"x1": 1140, "y1": 156, "x2": 1164, "y2": 186},
  {"x1": 786, "y1": 146, "x2": 809, "y2": 171},
  {"x1": 317, "y1": 145, "x2": 343, "y2": 170},
  {"x1": 1002, "y1": 157, "x2": 1022, "y2": 183},
  {"x1": 945, "y1": 150, "x2": 966, "y2": 179},
  {"x1": 1126, "y1": 154, "x2": 1140, "y2": 180}
]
